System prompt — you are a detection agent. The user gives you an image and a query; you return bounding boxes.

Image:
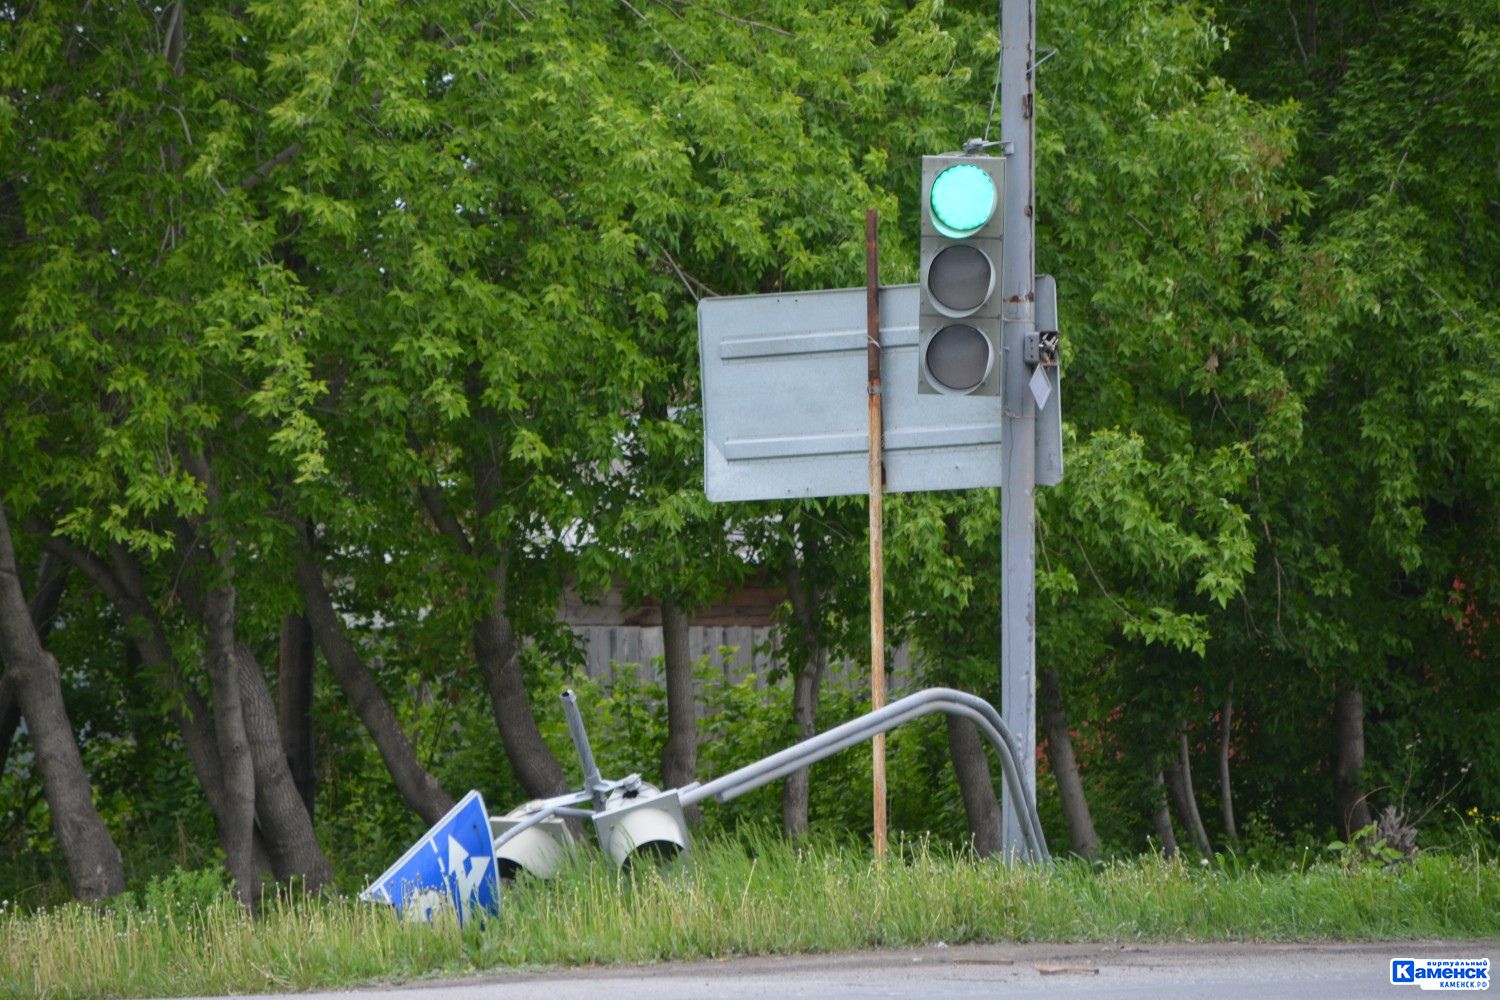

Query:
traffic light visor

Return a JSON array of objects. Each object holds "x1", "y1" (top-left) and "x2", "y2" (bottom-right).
[{"x1": 929, "y1": 164, "x2": 997, "y2": 238}]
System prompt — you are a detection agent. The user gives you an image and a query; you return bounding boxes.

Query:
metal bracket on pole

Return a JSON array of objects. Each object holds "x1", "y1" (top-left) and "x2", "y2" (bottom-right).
[{"x1": 961, "y1": 137, "x2": 1008, "y2": 155}]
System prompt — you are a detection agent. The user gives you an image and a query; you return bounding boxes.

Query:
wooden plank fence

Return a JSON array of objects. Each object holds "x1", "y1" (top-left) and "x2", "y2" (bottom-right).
[{"x1": 568, "y1": 625, "x2": 911, "y2": 694}]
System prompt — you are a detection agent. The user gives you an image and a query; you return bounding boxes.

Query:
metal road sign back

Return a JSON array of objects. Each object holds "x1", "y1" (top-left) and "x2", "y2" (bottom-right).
[{"x1": 698, "y1": 284, "x2": 1003, "y2": 502}]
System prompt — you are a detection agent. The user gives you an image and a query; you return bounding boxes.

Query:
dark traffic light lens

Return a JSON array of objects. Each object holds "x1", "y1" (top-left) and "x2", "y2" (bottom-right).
[
  {"x1": 925, "y1": 324, "x2": 990, "y2": 393},
  {"x1": 926, "y1": 244, "x2": 994, "y2": 316}
]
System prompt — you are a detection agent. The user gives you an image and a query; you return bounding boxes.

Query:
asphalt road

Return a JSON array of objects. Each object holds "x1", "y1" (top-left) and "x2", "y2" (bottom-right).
[{"x1": 179, "y1": 940, "x2": 1496, "y2": 1000}]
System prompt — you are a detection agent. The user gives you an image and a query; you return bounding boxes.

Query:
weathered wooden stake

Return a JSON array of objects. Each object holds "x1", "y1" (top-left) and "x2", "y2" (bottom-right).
[{"x1": 865, "y1": 209, "x2": 887, "y2": 859}]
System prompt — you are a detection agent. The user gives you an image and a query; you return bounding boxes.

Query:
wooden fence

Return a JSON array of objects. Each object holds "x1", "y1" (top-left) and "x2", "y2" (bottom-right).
[{"x1": 567, "y1": 624, "x2": 911, "y2": 694}]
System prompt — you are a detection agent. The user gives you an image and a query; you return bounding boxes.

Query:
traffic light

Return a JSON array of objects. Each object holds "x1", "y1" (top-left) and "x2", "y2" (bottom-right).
[
  {"x1": 593, "y1": 782, "x2": 691, "y2": 868},
  {"x1": 919, "y1": 154, "x2": 1004, "y2": 396},
  {"x1": 490, "y1": 800, "x2": 576, "y2": 879}
]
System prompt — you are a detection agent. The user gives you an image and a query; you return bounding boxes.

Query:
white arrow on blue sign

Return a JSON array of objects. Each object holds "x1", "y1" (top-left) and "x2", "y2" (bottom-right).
[{"x1": 360, "y1": 789, "x2": 499, "y2": 926}]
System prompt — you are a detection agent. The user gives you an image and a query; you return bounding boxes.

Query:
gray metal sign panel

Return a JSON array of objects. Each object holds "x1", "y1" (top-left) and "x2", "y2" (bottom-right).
[{"x1": 698, "y1": 284, "x2": 1002, "y2": 502}]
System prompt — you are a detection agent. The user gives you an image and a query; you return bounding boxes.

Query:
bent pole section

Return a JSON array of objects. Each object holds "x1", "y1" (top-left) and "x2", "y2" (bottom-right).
[
  {"x1": 562, "y1": 689, "x2": 607, "y2": 812},
  {"x1": 679, "y1": 687, "x2": 1050, "y2": 863}
]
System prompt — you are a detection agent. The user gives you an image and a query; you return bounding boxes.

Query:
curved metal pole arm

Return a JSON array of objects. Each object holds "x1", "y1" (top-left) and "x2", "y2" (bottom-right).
[
  {"x1": 491, "y1": 790, "x2": 590, "y2": 854},
  {"x1": 679, "y1": 687, "x2": 1049, "y2": 863}
]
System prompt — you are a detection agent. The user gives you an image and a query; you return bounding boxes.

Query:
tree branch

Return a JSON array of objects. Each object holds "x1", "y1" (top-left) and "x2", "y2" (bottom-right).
[
  {"x1": 615, "y1": 0, "x2": 700, "y2": 79},
  {"x1": 32, "y1": 526, "x2": 131, "y2": 611},
  {"x1": 659, "y1": 248, "x2": 719, "y2": 301},
  {"x1": 161, "y1": 1, "x2": 185, "y2": 77},
  {"x1": 686, "y1": 1, "x2": 793, "y2": 36},
  {"x1": 407, "y1": 431, "x2": 475, "y2": 557},
  {"x1": 238, "y1": 143, "x2": 302, "y2": 190},
  {"x1": 1073, "y1": 536, "x2": 1139, "y2": 622}
]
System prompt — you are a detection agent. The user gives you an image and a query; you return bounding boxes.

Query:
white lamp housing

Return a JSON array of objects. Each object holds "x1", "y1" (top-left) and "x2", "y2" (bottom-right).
[
  {"x1": 592, "y1": 783, "x2": 690, "y2": 868},
  {"x1": 490, "y1": 800, "x2": 576, "y2": 879}
]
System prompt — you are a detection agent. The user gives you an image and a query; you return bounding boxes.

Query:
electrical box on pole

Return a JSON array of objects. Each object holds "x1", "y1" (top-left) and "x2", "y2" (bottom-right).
[{"x1": 919, "y1": 155, "x2": 1005, "y2": 397}]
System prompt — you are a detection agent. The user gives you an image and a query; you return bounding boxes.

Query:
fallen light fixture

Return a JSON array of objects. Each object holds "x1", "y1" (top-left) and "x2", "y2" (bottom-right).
[
  {"x1": 489, "y1": 800, "x2": 575, "y2": 879},
  {"x1": 363, "y1": 686, "x2": 1048, "y2": 923},
  {"x1": 593, "y1": 781, "x2": 691, "y2": 868}
]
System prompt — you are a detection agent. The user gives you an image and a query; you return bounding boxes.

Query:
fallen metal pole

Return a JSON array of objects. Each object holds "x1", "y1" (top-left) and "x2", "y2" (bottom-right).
[
  {"x1": 562, "y1": 689, "x2": 607, "y2": 812},
  {"x1": 679, "y1": 687, "x2": 1049, "y2": 863}
]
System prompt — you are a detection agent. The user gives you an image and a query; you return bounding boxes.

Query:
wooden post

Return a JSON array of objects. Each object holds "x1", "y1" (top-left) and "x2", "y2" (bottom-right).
[{"x1": 865, "y1": 209, "x2": 887, "y2": 859}]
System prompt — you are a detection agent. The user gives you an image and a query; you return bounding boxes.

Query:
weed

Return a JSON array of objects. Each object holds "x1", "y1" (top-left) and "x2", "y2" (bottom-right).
[{"x1": 2, "y1": 836, "x2": 1495, "y2": 1000}]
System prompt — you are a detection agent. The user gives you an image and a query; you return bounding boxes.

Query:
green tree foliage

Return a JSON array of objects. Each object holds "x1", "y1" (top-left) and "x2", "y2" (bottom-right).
[
  {"x1": 0, "y1": 0, "x2": 1494, "y2": 897},
  {"x1": 1214, "y1": 0, "x2": 1500, "y2": 830}
]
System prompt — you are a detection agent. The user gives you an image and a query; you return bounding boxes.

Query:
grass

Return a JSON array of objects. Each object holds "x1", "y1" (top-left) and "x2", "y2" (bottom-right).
[{"x1": 3, "y1": 834, "x2": 1497, "y2": 1000}]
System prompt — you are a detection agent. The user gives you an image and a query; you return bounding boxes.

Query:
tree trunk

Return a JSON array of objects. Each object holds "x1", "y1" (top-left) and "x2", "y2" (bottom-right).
[
  {"x1": 234, "y1": 642, "x2": 333, "y2": 889},
  {"x1": 1038, "y1": 669, "x2": 1100, "y2": 859},
  {"x1": 1333, "y1": 683, "x2": 1372, "y2": 837},
  {"x1": 103, "y1": 545, "x2": 237, "y2": 830},
  {"x1": 413, "y1": 417, "x2": 568, "y2": 801},
  {"x1": 278, "y1": 611, "x2": 316, "y2": 817},
  {"x1": 779, "y1": 542, "x2": 826, "y2": 838},
  {"x1": 38, "y1": 534, "x2": 275, "y2": 885},
  {"x1": 184, "y1": 452, "x2": 330, "y2": 899},
  {"x1": 945, "y1": 715, "x2": 1003, "y2": 857},
  {"x1": 0, "y1": 503, "x2": 125, "y2": 900},
  {"x1": 780, "y1": 654, "x2": 825, "y2": 837},
  {"x1": 295, "y1": 553, "x2": 453, "y2": 825},
  {"x1": 1166, "y1": 729, "x2": 1212, "y2": 855},
  {"x1": 0, "y1": 673, "x2": 18, "y2": 780},
  {"x1": 659, "y1": 595, "x2": 699, "y2": 822},
  {"x1": 1219, "y1": 684, "x2": 1238, "y2": 842},
  {"x1": 102, "y1": 546, "x2": 248, "y2": 848},
  {"x1": 199, "y1": 569, "x2": 259, "y2": 908},
  {"x1": 471, "y1": 566, "x2": 568, "y2": 799},
  {"x1": 0, "y1": 555, "x2": 66, "y2": 777},
  {"x1": 448, "y1": 428, "x2": 568, "y2": 801},
  {"x1": 1151, "y1": 769, "x2": 1179, "y2": 857}
]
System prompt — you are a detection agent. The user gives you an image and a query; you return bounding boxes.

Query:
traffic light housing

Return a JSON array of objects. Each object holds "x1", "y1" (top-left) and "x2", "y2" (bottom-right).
[
  {"x1": 919, "y1": 155, "x2": 1004, "y2": 396},
  {"x1": 593, "y1": 783, "x2": 690, "y2": 868},
  {"x1": 490, "y1": 800, "x2": 576, "y2": 879}
]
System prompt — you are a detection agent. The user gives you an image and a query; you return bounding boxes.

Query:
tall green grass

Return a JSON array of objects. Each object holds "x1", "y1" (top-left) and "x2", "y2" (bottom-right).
[{"x1": 4, "y1": 835, "x2": 1497, "y2": 1000}]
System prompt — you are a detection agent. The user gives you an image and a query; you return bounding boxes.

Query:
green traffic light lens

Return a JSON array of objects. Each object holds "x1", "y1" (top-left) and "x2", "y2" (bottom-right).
[{"x1": 929, "y1": 164, "x2": 997, "y2": 238}]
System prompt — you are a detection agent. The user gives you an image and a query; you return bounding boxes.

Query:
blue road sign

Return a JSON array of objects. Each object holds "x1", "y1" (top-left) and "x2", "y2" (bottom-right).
[{"x1": 360, "y1": 789, "x2": 499, "y2": 926}]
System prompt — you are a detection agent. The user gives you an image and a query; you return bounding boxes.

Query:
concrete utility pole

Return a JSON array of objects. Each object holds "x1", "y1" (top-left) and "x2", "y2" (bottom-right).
[{"x1": 998, "y1": 0, "x2": 1038, "y2": 860}]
